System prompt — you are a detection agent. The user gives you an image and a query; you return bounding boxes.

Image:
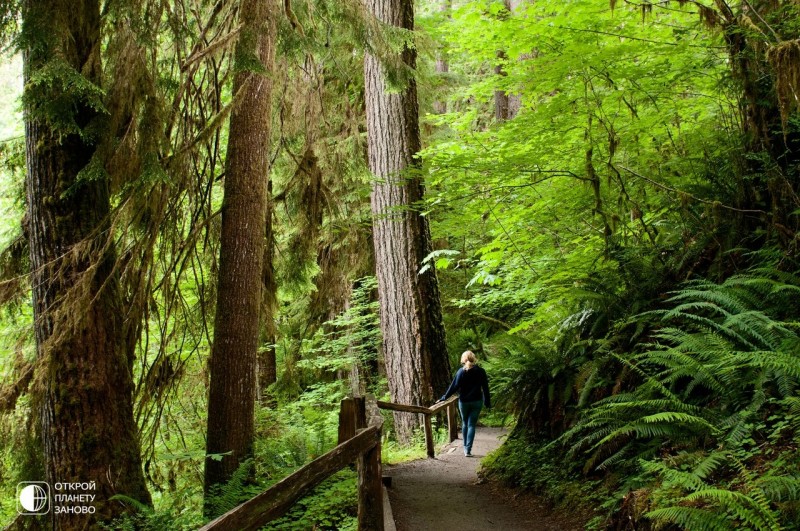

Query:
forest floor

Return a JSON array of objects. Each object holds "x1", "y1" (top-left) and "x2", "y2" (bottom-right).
[{"x1": 385, "y1": 427, "x2": 590, "y2": 530}]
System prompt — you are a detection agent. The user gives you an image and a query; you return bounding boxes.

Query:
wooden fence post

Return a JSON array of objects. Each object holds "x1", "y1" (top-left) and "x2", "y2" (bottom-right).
[
  {"x1": 357, "y1": 427, "x2": 384, "y2": 530},
  {"x1": 424, "y1": 414, "x2": 434, "y2": 458},
  {"x1": 447, "y1": 402, "x2": 458, "y2": 442},
  {"x1": 354, "y1": 396, "x2": 366, "y2": 429},
  {"x1": 339, "y1": 395, "x2": 368, "y2": 445},
  {"x1": 338, "y1": 398, "x2": 357, "y2": 444}
]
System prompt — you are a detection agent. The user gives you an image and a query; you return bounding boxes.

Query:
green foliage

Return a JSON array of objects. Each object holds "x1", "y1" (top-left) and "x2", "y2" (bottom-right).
[
  {"x1": 204, "y1": 459, "x2": 263, "y2": 519},
  {"x1": 642, "y1": 457, "x2": 792, "y2": 531},
  {"x1": 554, "y1": 268, "x2": 800, "y2": 528},
  {"x1": 2, "y1": 0, "x2": 800, "y2": 528},
  {"x1": 264, "y1": 469, "x2": 357, "y2": 531},
  {"x1": 481, "y1": 433, "x2": 602, "y2": 516},
  {"x1": 420, "y1": 1, "x2": 800, "y2": 528},
  {"x1": 0, "y1": 1, "x2": 18, "y2": 45},
  {"x1": 258, "y1": 382, "x2": 346, "y2": 465},
  {"x1": 23, "y1": 56, "x2": 107, "y2": 137},
  {"x1": 101, "y1": 491, "x2": 204, "y2": 531},
  {"x1": 299, "y1": 277, "x2": 380, "y2": 377}
]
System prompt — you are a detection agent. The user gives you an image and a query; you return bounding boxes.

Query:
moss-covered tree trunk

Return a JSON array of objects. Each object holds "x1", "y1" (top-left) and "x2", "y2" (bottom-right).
[
  {"x1": 22, "y1": 0, "x2": 151, "y2": 527},
  {"x1": 258, "y1": 190, "x2": 278, "y2": 399},
  {"x1": 204, "y1": 0, "x2": 276, "y2": 508},
  {"x1": 712, "y1": 0, "x2": 800, "y2": 242},
  {"x1": 364, "y1": 0, "x2": 452, "y2": 443}
]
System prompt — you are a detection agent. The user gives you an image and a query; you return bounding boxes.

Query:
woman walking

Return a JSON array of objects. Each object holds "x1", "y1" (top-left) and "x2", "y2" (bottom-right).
[{"x1": 438, "y1": 351, "x2": 491, "y2": 456}]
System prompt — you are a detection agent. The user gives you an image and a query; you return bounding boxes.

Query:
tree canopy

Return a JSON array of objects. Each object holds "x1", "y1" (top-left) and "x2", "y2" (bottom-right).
[{"x1": 1, "y1": 0, "x2": 800, "y2": 529}]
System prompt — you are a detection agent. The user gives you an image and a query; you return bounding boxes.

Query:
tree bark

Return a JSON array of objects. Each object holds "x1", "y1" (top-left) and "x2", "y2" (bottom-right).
[
  {"x1": 205, "y1": 0, "x2": 277, "y2": 507},
  {"x1": 258, "y1": 179, "x2": 277, "y2": 399},
  {"x1": 495, "y1": 0, "x2": 524, "y2": 120},
  {"x1": 22, "y1": 0, "x2": 151, "y2": 527},
  {"x1": 433, "y1": 0, "x2": 451, "y2": 115},
  {"x1": 494, "y1": 49, "x2": 510, "y2": 121},
  {"x1": 364, "y1": 0, "x2": 451, "y2": 442}
]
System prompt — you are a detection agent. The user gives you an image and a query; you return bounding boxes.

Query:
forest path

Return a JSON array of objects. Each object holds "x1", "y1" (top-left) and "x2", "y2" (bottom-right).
[{"x1": 384, "y1": 427, "x2": 588, "y2": 530}]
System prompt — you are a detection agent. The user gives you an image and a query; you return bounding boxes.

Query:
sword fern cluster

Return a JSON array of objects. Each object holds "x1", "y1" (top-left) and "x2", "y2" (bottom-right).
[{"x1": 562, "y1": 270, "x2": 800, "y2": 529}]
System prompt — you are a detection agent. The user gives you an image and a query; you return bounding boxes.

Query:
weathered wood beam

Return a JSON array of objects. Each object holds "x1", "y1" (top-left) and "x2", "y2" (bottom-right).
[
  {"x1": 429, "y1": 395, "x2": 458, "y2": 414},
  {"x1": 199, "y1": 426, "x2": 381, "y2": 531},
  {"x1": 447, "y1": 402, "x2": 459, "y2": 442},
  {"x1": 358, "y1": 433, "x2": 384, "y2": 528},
  {"x1": 424, "y1": 414, "x2": 435, "y2": 457},
  {"x1": 376, "y1": 400, "x2": 430, "y2": 415}
]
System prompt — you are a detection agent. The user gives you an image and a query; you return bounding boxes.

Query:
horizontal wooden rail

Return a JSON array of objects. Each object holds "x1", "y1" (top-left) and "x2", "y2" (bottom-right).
[
  {"x1": 376, "y1": 400, "x2": 431, "y2": 415},
  {"x1": 430, "y1": 395, "x2": 458, "y2": 414},
  {"x1": 376, "y1": 395, "x2": 459, "y2": 457},
  {"x1": 201, "y1": 399, "x2": 384, "y2": 531}
]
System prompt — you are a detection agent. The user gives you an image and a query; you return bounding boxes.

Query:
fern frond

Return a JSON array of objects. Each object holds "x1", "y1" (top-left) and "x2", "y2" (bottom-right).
[
  {"x1": 692, "y1": 451, "x2": 729, "y2": 481},
  {"x1": 683, "y1": 488, "x2": 780, "y2": 531},
  {"x1": 756, "y1": 475, "x2": 800, "y2": 503},
  {"x1": 724, "y1": 311, "x2": 794, "y2": 350},
  {"x1": 641, "y1": 459, "x2": 707, "y2": 491},
  {"x1": 645, "y1": 506, "x2": 734, "y2": 531},
  {"x1": 668, "y1": 286, "x2": 749, "y2": 315},
  {"x1": 595, "y1": 412, "x2": 712, "y2": 447}
]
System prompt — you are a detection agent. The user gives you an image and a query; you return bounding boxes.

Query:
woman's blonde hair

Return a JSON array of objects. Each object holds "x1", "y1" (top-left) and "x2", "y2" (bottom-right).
[{"x1": 461, "y1": 350, "x2": 477, "y2": 370}]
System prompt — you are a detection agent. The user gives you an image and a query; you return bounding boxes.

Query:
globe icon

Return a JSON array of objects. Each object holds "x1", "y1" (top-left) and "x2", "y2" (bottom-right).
[{"x1": 19, "y1": 483, "x2": 49, "y2": 513}]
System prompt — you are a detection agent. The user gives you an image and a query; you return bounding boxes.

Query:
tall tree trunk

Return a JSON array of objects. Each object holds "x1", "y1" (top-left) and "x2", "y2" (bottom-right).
[
  {"x1": 494, "y1": 0, "x2": 524, "y2": 120},
  {"x1": 22, "y1": 0, "x2": 151, "y2": 527},
  {"x1": 258, "y1": 186, "x2": 277, "y2": 400},
  {"x1": 364, "y1": 0, "x2": 452, "y2": 443},
  {"x1": 204, "y1": 0, "x2": 276, "y2": 507},
  {"x1": 494, "y1": 49, "x2": 510, "y2": 121},
  {"x1": 433, "y1": 0, "x2": 451, "y2": 114}
]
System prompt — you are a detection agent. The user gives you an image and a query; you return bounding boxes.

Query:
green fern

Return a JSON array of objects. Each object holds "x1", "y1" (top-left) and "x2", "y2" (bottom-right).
[
  {"x1": 642, "y1": 456, "x2": 785, "y2": 531},
  {"x1": 645, "y1": 506, "x2": 734, "y2": 531},
  {"x1": 204, "y1": 459, "x2": 261, "y2": 520},
  {"x1": 558, "y1": 270, "x2": 800, "y2": 528}
]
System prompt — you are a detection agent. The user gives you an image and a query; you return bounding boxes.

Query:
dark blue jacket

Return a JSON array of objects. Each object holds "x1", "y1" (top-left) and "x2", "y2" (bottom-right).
[{"x1": 440, "y1": 365, "x2": 491, "y2": 408}]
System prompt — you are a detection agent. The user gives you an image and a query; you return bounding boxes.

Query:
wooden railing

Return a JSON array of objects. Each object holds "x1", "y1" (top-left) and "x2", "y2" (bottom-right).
[
  {"x1": 200, "y1": 396, "x2": 385, "y2": 531},
  {"x1": 199, "y1": 395, "x2": 458, "y2": 530},
  {"x1": 376, "y1": 395, "x2": 459, "y2": 457}
]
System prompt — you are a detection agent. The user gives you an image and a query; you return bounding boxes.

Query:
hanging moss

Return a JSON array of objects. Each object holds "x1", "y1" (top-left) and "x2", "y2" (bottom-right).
[{"x1": 767, "y1": 39, "x2": 800, "y2": 130}]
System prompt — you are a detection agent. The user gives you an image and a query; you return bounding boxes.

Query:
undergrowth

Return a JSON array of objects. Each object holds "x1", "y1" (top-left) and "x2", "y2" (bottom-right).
[
  {"x1": 263, "y1": 469, "x2": 358, "y2": 531},
  {"x1": 481, "y1": 433, "x2": 604, "y2": 519},
  {"x1": 484, "y1": 266, "x2": 800, "y2": 530}
]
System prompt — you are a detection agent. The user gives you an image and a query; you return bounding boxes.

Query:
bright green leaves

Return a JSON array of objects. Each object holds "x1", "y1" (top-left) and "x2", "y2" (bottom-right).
[
  {"x1": 24, "y1": 56, "x2": 107, "y2": 139},
  {"x1": 420, "y1": 248, "x2": 461, "y2": 275},
  {"x1": 413, "y1": 2, "x2": 800, "y2": 528},
  {"x1": 420, "y1": 0, "x2": 733, "y2": 343},
  {"x1": 298, "y1": 277, "x2": 380, "y2": 377}
]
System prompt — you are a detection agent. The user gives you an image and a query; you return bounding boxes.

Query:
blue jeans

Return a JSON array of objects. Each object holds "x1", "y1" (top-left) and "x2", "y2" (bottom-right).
[{"x1": 458, "y1": 400, "x2": 483, "y2": 454}]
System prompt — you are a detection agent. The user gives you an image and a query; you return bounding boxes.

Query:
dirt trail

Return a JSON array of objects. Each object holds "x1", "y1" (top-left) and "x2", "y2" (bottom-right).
[{"x1": 384, "y1": 427, "x2": 588, "y2": 531}]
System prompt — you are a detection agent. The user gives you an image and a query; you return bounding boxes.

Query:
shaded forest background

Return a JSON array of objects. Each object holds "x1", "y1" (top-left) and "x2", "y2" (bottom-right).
[{"x1": 1, "y1": 0, "x2": 800, "y2": 529}]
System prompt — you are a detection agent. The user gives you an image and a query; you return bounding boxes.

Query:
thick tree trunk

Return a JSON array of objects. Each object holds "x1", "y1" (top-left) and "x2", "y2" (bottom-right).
[
  {"x1": 22, "y1": 0, "x2": 151, "y2": 527},
  {"x1": 494, "y1": 49, "x2": 510, "y2": 121},
  {"x1": 205, "y1": 0, "x2": 276, "y2": 506},
  {"x1": 364, "y1": 0, "x2": 451, "y2": 443}
]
